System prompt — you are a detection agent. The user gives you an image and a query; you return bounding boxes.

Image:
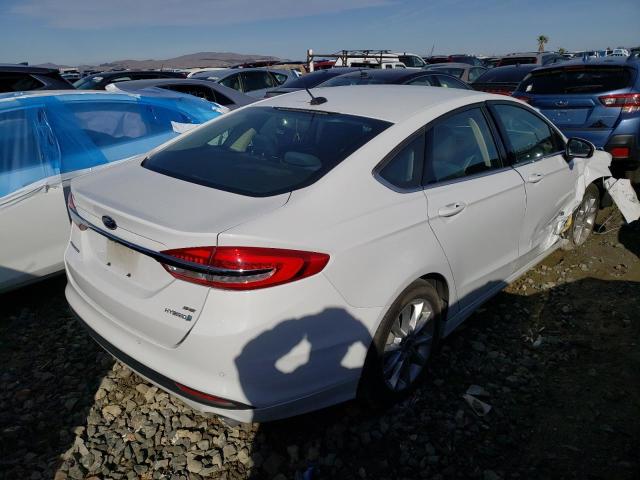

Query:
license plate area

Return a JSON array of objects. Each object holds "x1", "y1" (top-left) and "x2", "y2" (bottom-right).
[
  {"x1": 542, "y1": 108, "x2": 589, "y2": 126},
  {"x1": 106, "y1": 238, "x2": 139, "y2": 276}
]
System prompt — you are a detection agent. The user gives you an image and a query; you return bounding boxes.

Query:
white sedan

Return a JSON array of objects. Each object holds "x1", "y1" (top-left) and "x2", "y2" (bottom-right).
[{"x1": 65, "y1": 85, "x2": 611, "y2": 422}]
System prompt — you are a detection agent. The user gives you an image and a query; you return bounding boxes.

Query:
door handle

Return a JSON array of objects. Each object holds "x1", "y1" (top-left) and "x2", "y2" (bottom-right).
[
  {"x1": 438, "y1": 202, "x2": 467, "y2": 217},
  {"x1": 528, "y1": 173, "x2": 544, "y2": 183}
]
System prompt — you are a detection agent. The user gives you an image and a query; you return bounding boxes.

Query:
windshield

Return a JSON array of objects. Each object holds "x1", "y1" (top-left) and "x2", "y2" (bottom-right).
[
  {"x1": 143, "y1": 107, "x2": 391, "y2": 197},
  {"x1": 398, "y1": 55, "x2": 426, "y2": 68},
  {"x1": 74, "y1": 76, "x2": 103, "y2": 89},
  {"x1": 518, "y1": 66, "x2": 633, "y2": 94}
]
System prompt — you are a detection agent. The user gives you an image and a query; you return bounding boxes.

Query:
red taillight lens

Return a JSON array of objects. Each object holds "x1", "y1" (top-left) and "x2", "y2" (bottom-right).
[
  {"x1": 608, "y1": 147, "x2": 630, "y2": 158},
  {"x1": 599, "y1": 93, "x2": 640, "y2": 113},
  {"x1": 67, "y1": 193, "x2": 87, "y2": 231},
  {"x1": 160, "y1": 246, "x2": 329, "y2": 290},
  {"x1": 513, "y1": 95, "x2": 530, "y2": 103}
]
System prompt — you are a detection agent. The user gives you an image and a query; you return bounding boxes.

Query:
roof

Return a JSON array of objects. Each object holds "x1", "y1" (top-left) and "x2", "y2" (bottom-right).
[
  {"x1": 191, "y1": 67, "x2": 291, "y2": 79},
  {"x1": 533, "y1": 56, "x2": 639, "y2": 71},
  {"x1": 426, "y1": 63, "x2": 473, "y2": 69},
  {"x1": 0, "y1": 89, "x2": 222, "y2": 118},
  {"x1": 83, "y1": 70, "x2": 181, "y2": 79},
  {"x1": 0, "y1": 64, "x2": 58, "y2": 74},
  {"x1": 257, "y1": 84, "x2": 488, "y2": 123}
]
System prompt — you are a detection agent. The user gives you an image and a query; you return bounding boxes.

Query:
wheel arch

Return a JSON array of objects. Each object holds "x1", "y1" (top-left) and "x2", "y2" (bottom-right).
[{"x1": 420, "y1": 272, "x2": 450, "y2": 322}]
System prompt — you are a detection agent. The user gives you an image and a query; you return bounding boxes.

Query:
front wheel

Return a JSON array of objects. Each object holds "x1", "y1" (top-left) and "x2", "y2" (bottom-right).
[
  {"x1": 565, "y1": 183, "x2": 600, "y2": 249},
  {"x1": 359, "y1": 280, "x2": 441, "y2": 407}
]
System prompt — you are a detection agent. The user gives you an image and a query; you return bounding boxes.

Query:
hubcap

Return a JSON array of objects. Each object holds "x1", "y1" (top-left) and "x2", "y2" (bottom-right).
[
  {"x1": 573, "y1": 192, "x2": 598, "y2": 245},
  {"x1": 383, "y1": 299, "x2": 435, "y2": 391}
]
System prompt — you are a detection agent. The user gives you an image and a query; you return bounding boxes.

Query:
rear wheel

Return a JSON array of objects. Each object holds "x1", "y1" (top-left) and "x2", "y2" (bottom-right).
[
  {"x1": 359, "y1": 280, "x2": 441, "y2": 407},
  {"x1": 565, "y1": 183, "x2": 599, "y2": 249}
]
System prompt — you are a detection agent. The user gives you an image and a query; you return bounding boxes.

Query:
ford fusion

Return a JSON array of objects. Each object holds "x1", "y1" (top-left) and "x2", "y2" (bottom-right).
[{"x1": 65, "y1": 85, "x2": 609, "y2": 422}]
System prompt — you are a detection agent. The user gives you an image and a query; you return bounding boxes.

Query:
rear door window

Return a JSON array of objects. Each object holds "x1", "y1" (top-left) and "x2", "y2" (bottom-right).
[
  {"x1": 519, "y1": 66, "x2": 633, "y2": 94},
  {"x1": 424, "y1": 108, "x2": 502, "y2": 184},
  {"x1": 490, "y1": 104, "x2": 564, "y2": 163},
  {"x1": 143, "y1": 107, "x2": 391, "y2": 197},
  {"x1": 377, "y1": 135, "x2": 425, "y2": 189}
]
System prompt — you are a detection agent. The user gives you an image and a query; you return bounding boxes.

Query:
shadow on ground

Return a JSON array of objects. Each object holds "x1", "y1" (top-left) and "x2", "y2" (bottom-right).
[{"x1": 243, "y1": 276, "x2": 640, "y2": 480}]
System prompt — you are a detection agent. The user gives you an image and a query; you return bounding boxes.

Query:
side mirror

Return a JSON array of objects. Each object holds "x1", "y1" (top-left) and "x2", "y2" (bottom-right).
[{"x1": 565, "y1": 137, "x2": 594, "y2": 160}]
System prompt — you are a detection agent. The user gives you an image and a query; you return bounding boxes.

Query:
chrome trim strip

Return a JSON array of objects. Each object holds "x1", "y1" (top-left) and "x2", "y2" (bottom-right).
[{"x1": 68, "y1": 208, "x2": 272, "y2": 278}]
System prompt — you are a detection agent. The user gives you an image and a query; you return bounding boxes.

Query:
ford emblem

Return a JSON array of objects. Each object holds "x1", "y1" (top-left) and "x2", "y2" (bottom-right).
[{"x1": 102, "y1": 215, "x2": 117, "y2": 230}]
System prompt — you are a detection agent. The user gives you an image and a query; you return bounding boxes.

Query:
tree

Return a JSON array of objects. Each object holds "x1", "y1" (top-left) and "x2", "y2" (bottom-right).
[
  {"x1": 558, "y1": 47, "x2": 566, "y2": 55},
  {"x1": 537, "y1": 35, "x2": 549, "y2": 53}
]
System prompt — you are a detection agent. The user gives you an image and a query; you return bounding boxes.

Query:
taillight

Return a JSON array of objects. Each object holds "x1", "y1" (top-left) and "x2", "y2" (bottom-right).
[
  {"x1": 513, "y1": 95, "x2": 530, "y2": 103},
  {"x1": 599, "y1": 93, "x2": 640, "y2": 113},
  {"x1": 608, "y1": 146, "x2": 630, "y2": 158},
  {"x1": 159, "y1": 246, "x2": 329, "y2": 290},
  {"x1": 67, "y1": 193, "x2": 87, "y2": 231}
]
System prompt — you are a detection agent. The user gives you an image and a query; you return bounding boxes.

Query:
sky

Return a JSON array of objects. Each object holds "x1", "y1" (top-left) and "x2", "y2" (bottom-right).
[{"x1": 1, "y1": 0, "x2": 638, "y2": 66}]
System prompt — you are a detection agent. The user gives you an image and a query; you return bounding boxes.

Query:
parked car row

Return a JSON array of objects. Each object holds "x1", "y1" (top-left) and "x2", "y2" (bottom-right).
[{"x1": 1, "y1": 50, "x2": 639, "y2": 425}]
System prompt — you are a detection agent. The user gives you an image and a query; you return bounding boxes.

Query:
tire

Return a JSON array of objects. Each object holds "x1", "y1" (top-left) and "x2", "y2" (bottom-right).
[
  {"x1": 358, "y1": 279, "x2": 441, "y2": 407},
  {"x1": 564, "y1": 183, "x2": 600, "y2": 249}
]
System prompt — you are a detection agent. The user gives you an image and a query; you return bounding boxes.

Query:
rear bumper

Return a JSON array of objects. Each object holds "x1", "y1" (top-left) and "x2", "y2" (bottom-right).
[
  {"x1": 65, "y1": 254, "x2": 382, "y2": 422},
  {"x1": 604, "y1": 134, "x2": 640, "y2": 172}
]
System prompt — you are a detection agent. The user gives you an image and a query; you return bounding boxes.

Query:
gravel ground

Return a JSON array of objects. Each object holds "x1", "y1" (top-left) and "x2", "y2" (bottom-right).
[{"x1": 1, "y1": 207, "x2": 639, "y2": 480}]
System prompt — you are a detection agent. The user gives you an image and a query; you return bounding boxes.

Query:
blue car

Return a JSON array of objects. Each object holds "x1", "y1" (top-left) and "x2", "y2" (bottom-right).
[
  {"x1": 513, "y1": 57, "x2": 640, "y2": 181},
  {"x1": 0, "y1": 89, "x2": 223, "y2": 292}
]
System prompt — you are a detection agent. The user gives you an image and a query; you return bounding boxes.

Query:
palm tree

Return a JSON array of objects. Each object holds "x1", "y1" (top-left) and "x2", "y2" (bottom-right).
[{"x1": 537, "y1": 35, "x2": 549, "y2": 53}]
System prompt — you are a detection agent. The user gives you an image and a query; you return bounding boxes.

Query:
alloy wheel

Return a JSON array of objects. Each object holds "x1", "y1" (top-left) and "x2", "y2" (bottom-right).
[
  {"x1": 383, "y1": 298, "x2": 435, "y2": 391},
  {"x1": 572, "y1": 190, "x2": 598, "y2": 246}
]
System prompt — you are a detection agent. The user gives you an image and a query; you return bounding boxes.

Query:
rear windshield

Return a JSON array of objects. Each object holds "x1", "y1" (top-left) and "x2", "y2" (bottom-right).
[
  {"x1": 143, "y1": 107, "x2": 391, "y2": 197},
  {"x1": 473, "y1": 67, "x2": 536, "y2": 84},
  {"x1": 518, "y1": 66, "x2": 633, "y2": 94},
  {"x1": 320, "y1": 74, "x2": 386, "y2": 87},
  {"x1": 431, "y1": 67, "x2": 464, "y2": 78},
  {"x1": 280, "y1": 70, "x2": 352, "y2": 89},
  {"x1": 499, "y1": 57, "x2": 537, "y2": 66}
]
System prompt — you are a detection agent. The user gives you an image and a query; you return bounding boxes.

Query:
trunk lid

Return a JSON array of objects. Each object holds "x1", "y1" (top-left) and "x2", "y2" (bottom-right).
[
  {"x1": 519, "y1": 64, "x2": 635, "y2": 143},
  {"x1": 533, "y1": 94, "x2": 622, "y2": 134},
  {"x1": 70, "y1": 159, "x2": 289, "y2": 347}
]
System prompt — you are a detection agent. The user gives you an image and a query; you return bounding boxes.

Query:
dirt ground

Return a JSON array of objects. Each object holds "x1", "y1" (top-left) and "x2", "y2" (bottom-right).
[{"x1": 1, "y1": 207, "x2": 639, "y2": 480}]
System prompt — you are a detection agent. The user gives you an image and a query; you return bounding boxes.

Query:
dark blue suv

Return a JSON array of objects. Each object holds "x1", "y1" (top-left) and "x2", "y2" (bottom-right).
[{"x1": 513, "y1": 57, "x2": 640, "y2": 181}]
